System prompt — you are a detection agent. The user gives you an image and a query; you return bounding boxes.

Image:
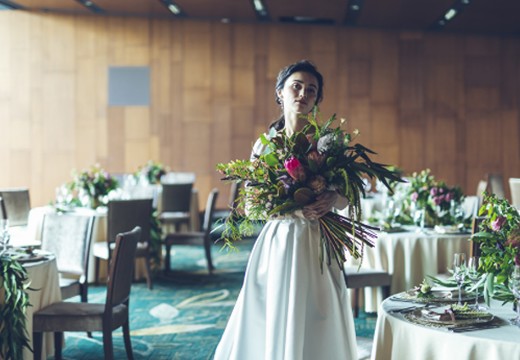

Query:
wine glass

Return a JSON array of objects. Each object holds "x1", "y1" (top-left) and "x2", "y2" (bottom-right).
[
  {"x1": 467, "y1": 256, "x2": 484, "y2": 310},
  {"x1": 453, "y1": 253, "x2": 467, "y2": 306},
  {"x1": 413, "y1": 207, "x2": 426, "y2": 232},
  {"x1": 509, "y1": 265, "x2": 520, "y2": 326},
  {"x1": 0, "y1": 219, "x2": 10, "y2": 255}
]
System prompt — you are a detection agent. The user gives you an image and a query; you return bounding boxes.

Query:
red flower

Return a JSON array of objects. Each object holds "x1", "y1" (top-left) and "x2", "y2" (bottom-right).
[{"x1": 284, "y1": 157, "x2": 307, "y2": 182}]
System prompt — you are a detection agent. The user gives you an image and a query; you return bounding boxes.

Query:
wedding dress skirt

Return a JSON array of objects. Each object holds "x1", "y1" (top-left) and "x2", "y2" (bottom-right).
[{"x1": 214, "y1": 216, "x2": 358, "y2": 360}]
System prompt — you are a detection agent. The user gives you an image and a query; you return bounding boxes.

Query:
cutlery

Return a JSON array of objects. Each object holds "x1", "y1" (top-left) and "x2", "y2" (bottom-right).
[{"x1": 448, "y1": 324, "x2": 501, "y2": 332}]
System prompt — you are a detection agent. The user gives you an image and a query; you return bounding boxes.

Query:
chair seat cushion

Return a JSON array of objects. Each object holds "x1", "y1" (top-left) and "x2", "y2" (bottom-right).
[
  {"x1": 160, "y1": 211, "x2": 190, "y2": 223},
  {"x1": 343, "y1": 267, "x2": 392, "y2": 289},
  {"x1": 33, "y1": 302, "x2": 128, "y2": 332}
]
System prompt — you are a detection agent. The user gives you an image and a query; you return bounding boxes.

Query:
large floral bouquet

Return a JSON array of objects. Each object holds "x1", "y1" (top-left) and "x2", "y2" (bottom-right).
[
  {"x1": 472, "y1": 193, "x2": 520, "y2": 304},
  {"x1": 216, "y1": 108, "x2": 402, "y2": 269},
  {"x1": 69, "y1": 164, "x2": 119, "y2": 208}
]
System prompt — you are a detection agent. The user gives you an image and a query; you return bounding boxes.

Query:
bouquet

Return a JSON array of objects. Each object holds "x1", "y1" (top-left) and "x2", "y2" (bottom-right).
[
  {"x1": 216, "y1": 108, "x2": 403, "y2": 270},
  {"x1": 69, "y1": 164, "x2": 119, "y2": 208},
  {"x1": 137, "y1": 160, "x2": 168, "y2": 185}
]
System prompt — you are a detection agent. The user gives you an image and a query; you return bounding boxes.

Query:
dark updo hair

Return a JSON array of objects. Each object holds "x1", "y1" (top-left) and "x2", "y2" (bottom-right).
[{"x1": 270, "y1": 60, "x2": 324, "y2": 131}]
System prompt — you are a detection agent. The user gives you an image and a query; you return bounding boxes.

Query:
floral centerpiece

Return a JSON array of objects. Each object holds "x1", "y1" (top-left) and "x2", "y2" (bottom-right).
[
  {"x1": 216, "y1": 108, "x2": 403, "y2": 269},
  {"x1": 472, "y1": 193, "x2": 520, "y2": 304},
  {"x1": 398, "y1": 169, "x2": 465, "y2": 227},
  {"x1": 69, "y1": 164, "x2": 119, "y2": 209},
  {"x1": 136, "y1": 160, "x2": 168, "y2": 185}
]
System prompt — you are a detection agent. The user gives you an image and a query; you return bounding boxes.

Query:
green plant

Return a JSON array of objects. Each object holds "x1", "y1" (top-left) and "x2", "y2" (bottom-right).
[
  {"x1": 0, "y1": 256, "x2": 32, "y2": 359},
  {"x1": 472, "y1": 193, "x2": 520, "y2": 304}
]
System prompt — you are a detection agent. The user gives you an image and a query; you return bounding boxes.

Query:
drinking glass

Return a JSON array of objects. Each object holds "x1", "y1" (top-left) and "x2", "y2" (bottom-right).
[
  {"x1": 509, "y1": 265, "x2": 520, "y2": 326},
  {"x1": 467, "y1": 256, "x2": 484, "y2": 310},
  {"x1": 413, "y1": 208, "x2": 426, "y2": 232},
  {"x1": 0, "y1": 219, "x2": 10, "y2": 255},
  {"x1": 453, "y1": 253, "x2": 467, "y2": 306}
]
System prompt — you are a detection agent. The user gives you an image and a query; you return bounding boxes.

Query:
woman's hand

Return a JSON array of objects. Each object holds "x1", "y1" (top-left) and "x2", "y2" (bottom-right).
[{"x1": 303, "y1": 191, "x2": 339, "y2": 220}]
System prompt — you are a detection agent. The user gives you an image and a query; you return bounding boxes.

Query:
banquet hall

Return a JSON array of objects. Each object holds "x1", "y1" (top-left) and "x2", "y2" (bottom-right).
[{"x1": 1, "y1": 1, "x2": 520, "y2": 359}]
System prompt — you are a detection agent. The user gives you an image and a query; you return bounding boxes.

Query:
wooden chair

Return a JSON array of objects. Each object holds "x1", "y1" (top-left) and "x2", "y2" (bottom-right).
[
  {"x1": 40, "y1": 210, "x2": 96, "y2": 304},
  {"x1": 0, "y1": 188, "x2": 31, "y2": 226},
  {"x1": 93, "y1": 199, "x2": 154, "y2": 289},
  {"x1": 343, "y1": 267, "x2": 392, "y2": 318},
  {"x1": 476, "y1": 180, "x2": 488, "y2": 206},
  {"x1": 509, "y1": 178, "x2": 520, "y2": 210},
  {"x1": 160, "y1": 182, "x2": 194, "y2": 232},
  {"x1": 164, "y1": 188, "x2": 219, "y2": 274},
  {"x1": 0, "y1": 196, "x2": 6, "y2": 220},
  {"x1": 487, "y1": 173, "x2": 506, "y2": 199},
  {"x1": 213, "y1": 182, "x2": 240, "y2": 220},
  {"x1": 33, "y1": 227, "x2": 141, "y2": 360}
]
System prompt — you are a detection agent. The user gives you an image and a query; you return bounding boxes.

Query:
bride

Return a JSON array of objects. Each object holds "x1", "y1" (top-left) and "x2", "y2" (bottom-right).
[{"x1": 214, "y1": 60, "x2": 358, "y2": 360}]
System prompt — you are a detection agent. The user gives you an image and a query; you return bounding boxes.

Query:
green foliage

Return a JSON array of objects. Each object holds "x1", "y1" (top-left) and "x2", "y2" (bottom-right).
[
  {"x1": 471, "y1": 193, "x2": 520, "y2": 304},
  {"x1": 0, "y1": 256, "x2": 32, "y2": 359}
]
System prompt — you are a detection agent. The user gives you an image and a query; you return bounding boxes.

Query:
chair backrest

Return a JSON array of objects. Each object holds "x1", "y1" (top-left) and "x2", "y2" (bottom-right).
[
  {"x1": 510, "y1": 178, "x2": 520, "y2": 209},
  {"x1": 475, "y1": 180, "x2": 488, "y2": 206},
  {"x1": 470, "y1": 215, "x2": 486, "y2": 257},
  {"x1": 228, "y1": 182, "x2": 240, "y2": 210},
  {"x1": 105, "y1": 227, "x2": 141, "y2": 309},
  {"x1": 0, "y1": 197, "x2": 6, "y2": 220},
  {"x1": 202, "y1": 189, "x2": 219, "y2": 234},
  {"x1": 161, "y1": 183, "x2": 193, "y2": 213},
  {"x1": 107, "y1": 199, "x2": 153, "y2": 247},
  {"x1": 0, "y1": 188, "x2": 31, "y2": 226},
  {"x1": 41, "y1": 210, "x2": 96, "y2": 278},
  {"x1": 487, "y1": 173, "x2": 505, "y2": 199}
]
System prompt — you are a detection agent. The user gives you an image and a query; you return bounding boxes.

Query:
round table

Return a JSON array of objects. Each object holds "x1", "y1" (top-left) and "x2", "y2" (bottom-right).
[{"x1": 372, "y1": 296, "x2": 520, "y2": 360}]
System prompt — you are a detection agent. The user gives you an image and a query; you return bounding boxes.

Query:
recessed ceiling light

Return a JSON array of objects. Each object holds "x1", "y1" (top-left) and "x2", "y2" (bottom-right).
[
  {"x1": 444, "y1": 9, "x2": 457, "y2": 21},
  {"x1": 253, "y1": 0, "x2": 265, "y2": 12},
  {"x1": 168, "y1": 4, "x2": 180, "y2": 14},
  {"x1": 351, "y1": 4, "x2": 360, "y2": 11}
]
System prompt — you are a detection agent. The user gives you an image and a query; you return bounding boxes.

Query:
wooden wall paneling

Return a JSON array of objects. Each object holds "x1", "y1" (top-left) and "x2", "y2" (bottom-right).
[
  {"x1": 122, "y1": 18, "x2": 150, "y2": 65},
  {"x1": 346, "y1": 98, "x2": 372, "y2": 149},
  {"x1": 150, "y1": 19, "x2": 172, "y2": 137},
  {"x1": 267, "y1": 24, "x2": 309, "y2": 77},
  {"x1": 370, "y1": 31, "x2": 398, "y2": 105},
  {"x1": 232, "y1": 24, "x2": 255, "y2": 107},
  {"x1": 398, "y1": 110, "x2": 425, "y2": 174},
  {"x1": 106, "y1": 107, "x2": 126, "y2": 172},
  {"x1": 42, "y1": 15, "x2": 76, "y2": 72},
  {"x1": 499, "y1": 39, "x2": 520, "y2": 109},
  {"x1": 371, "y1": 104, "x2": 399, "y2": 165},
  {"x1": 107, "y1": 17, "x2": 128, "y2": 64},
  {"x1": 501, "y1": 110, "x2": 520, "y2": 200},
  {"x1": 335, "y1": 29, "x2": 352, "y2": 120}
]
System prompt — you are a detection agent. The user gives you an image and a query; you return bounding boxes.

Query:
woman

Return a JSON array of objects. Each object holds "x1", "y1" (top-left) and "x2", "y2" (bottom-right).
[{"x1": 214, "y1": 60, "x2": 358, "y2": 360}]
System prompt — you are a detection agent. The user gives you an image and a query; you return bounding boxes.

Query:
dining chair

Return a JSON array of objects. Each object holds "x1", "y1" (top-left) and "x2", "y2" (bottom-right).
[
  {"x1": 509, "y1": 178, "x2": 520, "y2": 210},
  {"x1": 0, "y1": 196, "x2": 6, "y2": 220},
  {"x1": 487, "y1": 173, "x2": 506, "y2": 199},
  {"x1": 164, "y1": 188, "x2": 219, "y2": 274},
  {"x1": 343, "y1": 267, "x2": 392, "y2": 318},
  {"x1": 0, "y1": 188, "x2": 31, "y2": 226},
  {"x1": 40, "y1": 209, "x2": 96, "y2": 304},
  {"x1": 160, "y1": 182, "x2": 194, "y2": 232},
  {"x1": 32, "y1": 226, "x2": 141, "y2": 360},
  {"x1": 213, "y1": 182, "x2": 240, "y2": 221},
  {"x1": 93, "y1": 198, "x2": 154, "y2": 289},
  {"x1": 475, "y1": 179, "x2": 488, "y2": 206},
  {"x1": 470, "y1": 215, "x2": 486, "y2": 258}
]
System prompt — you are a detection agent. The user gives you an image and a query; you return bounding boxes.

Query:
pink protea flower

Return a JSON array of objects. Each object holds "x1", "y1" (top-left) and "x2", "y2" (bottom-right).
[
  {"x1": 491, "y1": 216, "x2": 507, "y2": 231},
  {"x1": 284, "y1": 157, "x2": 307, "y2": 182}
]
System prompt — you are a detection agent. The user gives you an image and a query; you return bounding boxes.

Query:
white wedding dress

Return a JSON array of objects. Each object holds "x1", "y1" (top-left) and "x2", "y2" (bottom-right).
[{"x1": 213, "y1": 213, "x2": 358, "y2": 360}]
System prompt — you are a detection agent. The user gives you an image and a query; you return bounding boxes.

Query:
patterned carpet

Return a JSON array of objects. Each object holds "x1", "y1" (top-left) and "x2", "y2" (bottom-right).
[{"x1": 57, "y1": 240, "x2": 376, "y2": 359}]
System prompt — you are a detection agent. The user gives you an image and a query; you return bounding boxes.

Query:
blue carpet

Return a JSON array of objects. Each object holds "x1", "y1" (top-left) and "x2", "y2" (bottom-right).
[{"x1": 56, "y1": 240, "x2": 376, "y2": 359}]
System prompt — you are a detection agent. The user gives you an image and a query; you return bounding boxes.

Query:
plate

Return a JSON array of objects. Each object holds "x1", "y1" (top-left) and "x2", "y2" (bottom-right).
[
  {"x1": 434, "y1": 225, "x2": 463, "y2": 234},
  {"x1": 391, "y1": 289, "x2": 474, "y2": 303},
  {"x1": 406, "y1": 306, "x2": 494, "y2": 327}
]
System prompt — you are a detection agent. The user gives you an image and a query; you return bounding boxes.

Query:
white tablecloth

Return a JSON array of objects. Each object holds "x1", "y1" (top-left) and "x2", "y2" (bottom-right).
[
  {"x1": 372, "y1": 297, "x2": 520, "y2": 360},
  {"x1": 363, "y1": 227, "x2": 472, "y2": 312}
]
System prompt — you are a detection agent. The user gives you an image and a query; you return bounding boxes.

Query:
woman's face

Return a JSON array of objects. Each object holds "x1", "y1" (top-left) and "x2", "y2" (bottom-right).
[{"x1": 277, "y1": 71, "x2": 319, "y2": 116}]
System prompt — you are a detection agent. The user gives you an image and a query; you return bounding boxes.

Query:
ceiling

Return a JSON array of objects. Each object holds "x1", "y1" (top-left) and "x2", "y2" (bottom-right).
[{"x1": 2, "y1": 0, "x2": 519, "y2": 37}]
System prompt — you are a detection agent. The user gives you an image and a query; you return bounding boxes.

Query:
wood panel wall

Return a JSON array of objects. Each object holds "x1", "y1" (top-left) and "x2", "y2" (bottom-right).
[{"x1": 0, "y1": 12, "x2": 519, "y2": 208}]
